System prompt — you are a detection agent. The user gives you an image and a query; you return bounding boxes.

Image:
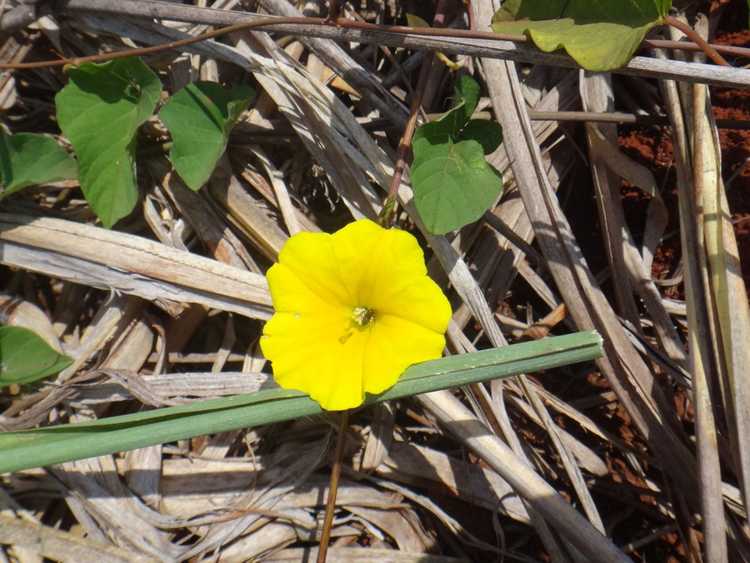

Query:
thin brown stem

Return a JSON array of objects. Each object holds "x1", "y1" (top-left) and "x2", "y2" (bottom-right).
[
  {"x1": 0, "y1": 16, "x2": 304, "y2": 69},
  {"x1": 0, "y1": 15, "x2": 525, "y2": 70},
  {"x1": 465, "y1": 0, "x2": 476, "y2": 32},
  {"x1": 379, "y1": 55, "x2": 434, "y2": 227},
  {"x1": 324, "y1": 0, "x2": 340, "y2": 24},
  {"x1": 316, "y1": 409, "x2": 349, "y2": 563},
  {"x1": 378, "y1": 0, "x2": 450, "y2": 227},
  {"x1": 0, "y1": 10, "x2": 745, "y2": 71},
  {"x1": 663, "y1": 15, "x2": 729, "y2": 67},
  {"x1": 645, "y1": 38, "x2": 749, "y2": 59}
]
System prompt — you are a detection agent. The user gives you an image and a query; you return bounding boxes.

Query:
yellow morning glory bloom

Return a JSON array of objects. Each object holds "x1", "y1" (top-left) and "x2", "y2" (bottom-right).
[{"x1": 260, "y1": 219, "x2": 452, "y2": 411}]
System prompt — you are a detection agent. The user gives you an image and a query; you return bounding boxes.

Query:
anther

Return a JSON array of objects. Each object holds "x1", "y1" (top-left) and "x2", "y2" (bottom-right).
[{"x1": 351, "y1": 306, "x2": 375, "y2": 327}]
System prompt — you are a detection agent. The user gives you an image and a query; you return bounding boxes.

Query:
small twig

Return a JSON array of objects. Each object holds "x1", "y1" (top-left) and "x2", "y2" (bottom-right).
[
  {"x1": 379, "y1": 0, "x2": 451, "y2": 226},
  {"x1": 324, "y1": 0, "x2": 339, "y2": 24},
  {"x1": 645, "y1": 38, "x2": 750, "y2": 59},
  {"x1": 0, "y1": 9, "x2": 745, "y2": 72},
  {"x1": 464, "y1": 0, "x2": 475, "y2": 31},
  {"x1": 317, "y1": 410, "x2": 350, "y2": 563},
  {"x1": 527, "y1": 109, "x2": 666, "y2": 125},
  {"x1": 0, "y1": 13, "x2": 528, "y2": 71},
  {"x1": 450, "y1": 109, "x2": 750, "y2": 129},
  {"x1": 348, "y1": 5, "x2": 414, "y2": 97},
  {"x1": 378, "y1": 55, "x2": 434, "y2": 227},
  {"x1": 726, "y1": 156, "x2": 750, "y2": 189},
  {"x1": 663, "y1": 15, "x2": 729, "y2": 66},
  {"x1": 0, "y1": 15, "x2": 299, "y2": 69},
  {"x1": 621, "y1": 522, "x2": 682, "y2": 554}
]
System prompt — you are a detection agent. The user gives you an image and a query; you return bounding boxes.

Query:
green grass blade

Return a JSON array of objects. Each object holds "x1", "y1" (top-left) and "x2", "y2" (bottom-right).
[{"x1": 0, "y1": 331, "x2": 601, "y2": 473}]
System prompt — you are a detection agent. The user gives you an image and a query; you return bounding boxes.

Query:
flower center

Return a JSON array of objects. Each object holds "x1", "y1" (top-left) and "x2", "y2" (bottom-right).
[{"x1": 351, "y1": 306, "x2": 375, "y2": 327}]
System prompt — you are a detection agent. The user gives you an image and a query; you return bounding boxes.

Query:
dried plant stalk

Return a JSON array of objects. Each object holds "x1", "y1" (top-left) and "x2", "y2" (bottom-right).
[{"x1": 0, "y1": 213, "x2": 272, "y2": 319}]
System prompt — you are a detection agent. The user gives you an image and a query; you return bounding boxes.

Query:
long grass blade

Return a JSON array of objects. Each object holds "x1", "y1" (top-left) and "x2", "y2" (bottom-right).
[{"x1": 0, "y1": 331, "x2": 601, "y2": 474}]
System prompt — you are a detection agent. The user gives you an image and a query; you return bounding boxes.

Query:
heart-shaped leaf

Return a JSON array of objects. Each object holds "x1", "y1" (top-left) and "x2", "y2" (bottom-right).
[
  {"x1": 492, "y1": 0, "x2": 670, "y2": 71},
  {"x1": 413, "y1": 120, "x2": 452, "y2": 148},
  {"x1": 0, "y1": 133, "x2": 77, "y2": 197},
  {"x1": 55, "y1": 58, "x2": 161, "y2": 227},
  {"x1": 411, "y1": 138, "x2": 501, "y2": 235},
  {"x1": 411, "y1": 75, "x2": 502, "y2": 233},
  {"x1": 160, "y1": 82, "x2": 254, "y2": 190},
  {"x1": 0, "y1": 326, "x2": 72, "y2": 388},
  {"x1": 439, "y1": 74, "x2": 481, "y2": 135},
  {"x1": 458, "y1": 119, "x2": 503, "y2": 155}
]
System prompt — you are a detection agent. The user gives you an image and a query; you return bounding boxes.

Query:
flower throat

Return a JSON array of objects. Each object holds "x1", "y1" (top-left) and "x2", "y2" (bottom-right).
[{"x1": 351, "y1": 306, "x2": 375, "y2": 327}]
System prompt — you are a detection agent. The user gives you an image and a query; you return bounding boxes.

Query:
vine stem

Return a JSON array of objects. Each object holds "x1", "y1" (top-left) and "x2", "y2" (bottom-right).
[
  {"x1": 378, "y1": 0, "x2": 451, "y2": 227},
  {"x1": 316, "y1": 409, "x2": 349, "y2": 563},
  {"x1": 0, "y1": 10, "x2": 744, "y2": 71},
  {"x1": 0, "y1": 15, "x2": 521, "y2": 70},
  {"x1": 663, "y1": 15, "x2": 729, "y2": 67},
  {"x1": 325, "y1": 0, "x2": 339, "y2": 23},
  {"x1": 378, "y1": 54, "x2": 434, "y2": 227}
]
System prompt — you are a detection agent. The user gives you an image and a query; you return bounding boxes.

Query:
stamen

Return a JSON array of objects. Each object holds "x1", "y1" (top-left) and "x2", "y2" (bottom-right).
[{"x1": 352, "y1": 306, "x2": 375, "y2": 327}]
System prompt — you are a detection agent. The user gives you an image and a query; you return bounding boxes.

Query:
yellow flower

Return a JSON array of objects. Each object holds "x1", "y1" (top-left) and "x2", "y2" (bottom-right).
[{"x1": 260, "y1": 219, "x2": 451, "y2": 411}]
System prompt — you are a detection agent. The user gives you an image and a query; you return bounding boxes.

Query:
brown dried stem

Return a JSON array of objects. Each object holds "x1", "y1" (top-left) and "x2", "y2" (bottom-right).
[
  {"x1": 378, "y1": 0, "x2": 451, "y2": 226},
  {"x1": 663, "y1": 15, "x2": 729, "y2": 67},
  {"x1": 316, "y1": 409, "x2": 350, "y2": 563},
  {"x1": 378, "y1": 55, "x2": 434, "y2": 227},
  {"x1": 0, "y1": 9, "x2": 745, "y2": 72}
]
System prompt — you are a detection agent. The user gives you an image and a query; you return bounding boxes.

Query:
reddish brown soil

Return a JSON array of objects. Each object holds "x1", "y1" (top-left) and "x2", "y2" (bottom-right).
[
  {"x1": 617, "y1": 125, "x2": 682, "y2": 297},
  {"x1": 713, "y1": 25, "x2": 750, "y2": 291},
  {"x1": 615, "y1": 23, "x2": 750, "y2": 298},
  {"x1": 576, "y1": 8, "x2": 750, "y2": 560}
]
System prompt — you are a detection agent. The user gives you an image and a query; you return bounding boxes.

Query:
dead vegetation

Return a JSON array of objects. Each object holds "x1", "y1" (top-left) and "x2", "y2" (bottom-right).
[{"x1": 1, "y1": 0, "x2": 750, "y2": 561}]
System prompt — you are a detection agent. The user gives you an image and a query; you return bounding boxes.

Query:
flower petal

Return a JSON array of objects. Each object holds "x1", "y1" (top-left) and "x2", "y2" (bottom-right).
[
  {"x1": 266, "y1": 262, "x2": 332, "y2": 314},
  {"x1": 335, "y1": 224, "x2": 452, "y2": 333},
  {"x1": 329, "y1": 219, "x2": 387, "y2": 304},
  {"x1": 277, "y1": 231, "x2": 354, "y2": 307},
  {"x1": 261, "y1": 307, "x2": 371, "y2": 411},
  {"x1": 306, "y1": 329, "x2": 368, "y2": 411},
  {"x1": 375, "y1": 274, "x2": 452, "y2": 334},
  {"x1": 362, "y1": 313, "x2": 446, "y2": 395},
  {"x1": 261, "y1": 311, "x2": 336, "y2": 373},
  {"x1": 330, "y1": 221, "x2": 425, "y2": 305},
  {"x1": 263, "y1": 219, "x2": 452, "y2": 411}
]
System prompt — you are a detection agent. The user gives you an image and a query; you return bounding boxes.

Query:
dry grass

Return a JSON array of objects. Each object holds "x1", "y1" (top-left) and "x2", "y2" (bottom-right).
[{"x1": 1, "y1": 0, "x2": 750, "y2": 561}]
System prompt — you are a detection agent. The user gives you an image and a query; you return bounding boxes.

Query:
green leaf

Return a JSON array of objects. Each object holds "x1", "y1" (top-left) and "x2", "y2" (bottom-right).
[
  {"x1": 412, "y1": 90, "x2": 502, "y2": 158},
  {"x1": 492, "y1": 0, "x2": 670, "y2": 71},
  {"x1": 493, "y1": 0, "x2": 560, "y2": 21},
  {"x1": 458, "y1": 119, "x2": 503, "y2": 155},
  {"x1": 0, "y1": 326, "x2": 72, "y2": 388},
  {"x1": 411, "y1": 138, "x2": 501, "y2": 235},
  {"x1": 440, "y1": 74, "x2": 481, "y2": 136},
  {"x1": 55, "y1": 58, "x2": 161, "y2": 227},
  {"x1": 412, "y1": 75, "x2": 483, "y2": 146},
  {"x1": 0, "y1": 133, "x2": 77, "y2": 197},
  {"x1": 413, "y1": 120, "x2": 452, "y2": 148},
  {"x1": 160, "y1": 82, "x2": 254, "y2": 190},
  {"x1": 411, "y1": 75, "x2": 503, "y2": 234},
  {"x1": 0, "y1": 331, "x2": 602, "y2": 473}
]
